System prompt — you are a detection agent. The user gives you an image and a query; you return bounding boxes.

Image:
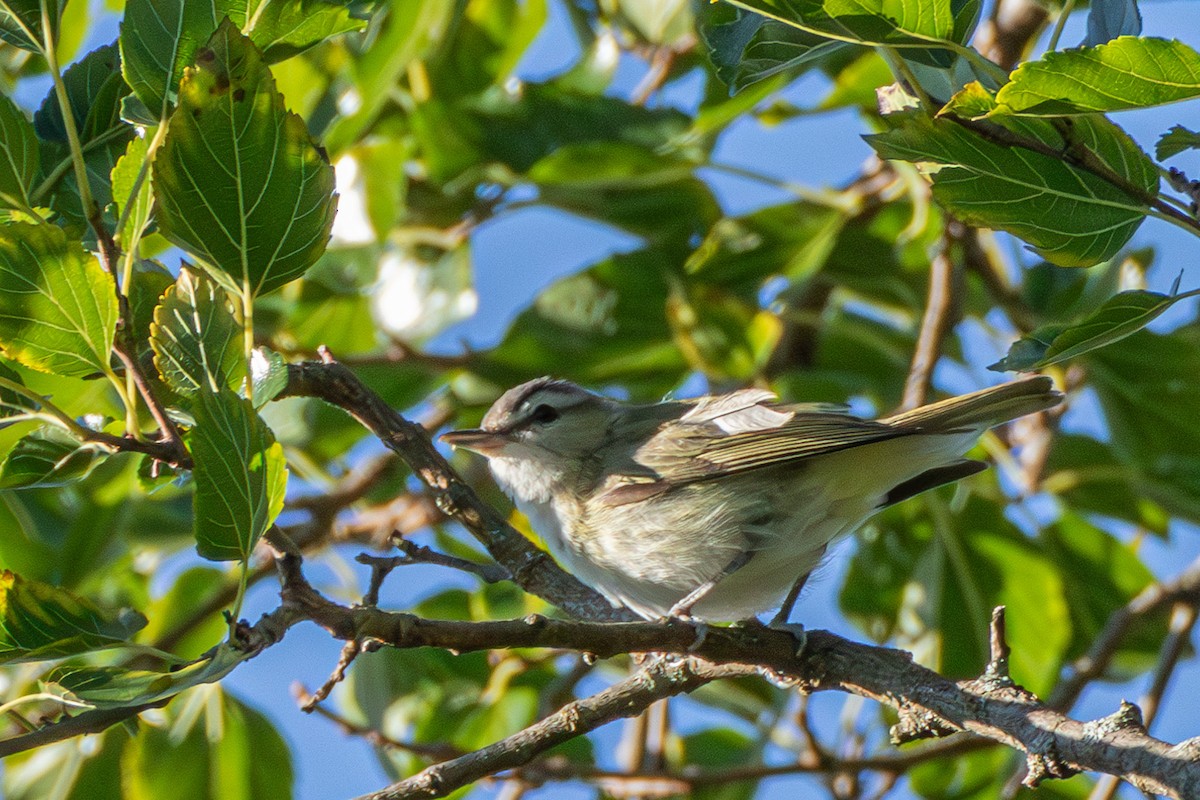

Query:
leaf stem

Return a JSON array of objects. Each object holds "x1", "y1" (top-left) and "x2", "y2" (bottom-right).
[
  {"x1": 1046, "y1": 0, "x2": 1078, "y2": 53},
  {"x1": 242, "y1": 279, "x2": 255, "y2": 405},
  {"x1": 40, "y1": 0, "x2": 94, "y2": 221}
]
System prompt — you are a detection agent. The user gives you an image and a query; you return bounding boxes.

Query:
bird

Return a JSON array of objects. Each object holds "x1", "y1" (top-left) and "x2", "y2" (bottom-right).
[{"x1": 441, "y1": 376, "x2": 1061, "y2": 626}]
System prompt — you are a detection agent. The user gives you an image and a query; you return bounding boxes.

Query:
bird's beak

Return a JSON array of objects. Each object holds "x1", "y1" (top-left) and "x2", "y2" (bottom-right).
[{"x1": 440, "y1": 428, "x2": 509, "y2": 455}]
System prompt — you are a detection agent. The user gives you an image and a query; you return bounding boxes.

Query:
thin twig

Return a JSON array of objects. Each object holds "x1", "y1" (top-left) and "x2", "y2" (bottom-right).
[{"x1": 300, "y1": 639, "x2": 362, "y2": 711}]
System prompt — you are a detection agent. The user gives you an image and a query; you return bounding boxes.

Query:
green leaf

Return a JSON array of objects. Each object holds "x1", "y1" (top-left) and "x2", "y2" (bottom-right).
[
  {"x1": 0, "y1": 425, "x2": 113, "y2": 489},
  {"x1": 868, "y1": 111, "x2": 1157, "y2": 266},
  {"x1": 702, "y1": 7, "x2": 850, "y2": 92},
  {"x1": 122, "y1": 0, "x2": 363, "y2": 118},
  {"x1": 2, "y1": 726, "x2": 129, "y2": 800},
  {"x1": 841, "y1": 496, "x2": 1070, "y2": 696},
  {"x1": 123, "y1": 685, "x2": 292, "y2": 800},
  {"x1": 41, "y1": 646, "x2": 245, "y2": 709},
  {"x1": 0, "y1": 360, "x2": 38, "y2": 422},
  {"x1": 243, "y1": 0, "x2": 366, "y2": 62},
  {"x1": 0, "y1": 222, "x2": 119, "y2": 377},
  {"x1": 1043, "y1": 435, "x2": 1169, "y2": 534},
  {"x1": 1087, "y1": 329, "x2": 1200, "y2": 524},
  {"x1": 189, "y1": 388, "x2": 287, "y2": 561},
  {"x1": 0, "y1": 569, "x2": 146, "y2": 663},
  {"x1": 0, "y1": 93, "x2": 39, "y2": 211},
  {"x1": 153, "y1": 20, "x2": 337, "y2": 298},
  {"x1": 996, "y1": 38, "x2": 1200, "y2": 116},
  {"x1": 111, "y1": 134, "x2": 154, "y2": 249},
  {"x1": 1157, "y1": 124, "x2": 1200, "y2": 160},
  {"x1": 33, "y1": 43, "x2": 128, "y2": 144},
  {"x1": 150, "y1": 267, "x2": 245, "y2": 397},
  {"x1": 727, "y1": 0, "x2": 958, "y2": 47},
  {"x1": 0, "y1": 0, "x2": 61, "y2": 52},
  {"x1": 249, "y1": 346, "x2": 288, "y2": 407},
  {"x1": 989, "y1": 287, "x2": 1200, "y2": 371},
  {"x1": 119, "y1": 0, "x2": 225, "y2": 117}
]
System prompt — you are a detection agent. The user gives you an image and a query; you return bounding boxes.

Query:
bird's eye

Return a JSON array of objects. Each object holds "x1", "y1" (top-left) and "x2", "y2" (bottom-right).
[{"x1": 530, "y1": 404, "x2": 560, "y2": 424}]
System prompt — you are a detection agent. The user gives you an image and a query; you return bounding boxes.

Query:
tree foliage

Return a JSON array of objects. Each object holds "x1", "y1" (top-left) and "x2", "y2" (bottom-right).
[{"x1": 1, "y1": 0, "x2": 1200, "y2": 798}]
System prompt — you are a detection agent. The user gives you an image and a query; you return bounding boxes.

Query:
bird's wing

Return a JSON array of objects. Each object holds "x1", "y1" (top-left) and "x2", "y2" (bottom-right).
[{"x1": 595, "y1": 389, "x2": 914, "y2": 506}]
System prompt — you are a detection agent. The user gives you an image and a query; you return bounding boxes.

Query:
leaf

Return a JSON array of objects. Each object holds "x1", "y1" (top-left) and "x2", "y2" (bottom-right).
[
  {"x1": 150, "y1": 267, "x2": 245, "y2": 397},
  {"x1": 0, "y1": 0, "x2": 61, "y2": 52},
  {"x1": 0, "y1": 361, "x2": 38, "y2": 423},
  {"x1": 727, "y1": 0, "x2": 959, "y2": 48},
  {"x1": 989, "y1": 287, "x2": 1200, "y2": 371},
  {"x1": 868, "y1": 111, "x2": 1157, "y2": 267},
  {"x1": 33, "y1": 43, "x2": 128, "y2": 144},
  {"x1": 119, "y1": 0, "x2": 225, "y2": 117},
  {"x1": 0, "y1": 569, "x2": 146, "y2": 663},
  {"x1": 0, "y1": 93, "x2": 39, "y2": 211},
  {"x1": 1156, "y1": 124, "x2": 1200, "y2": 161},
  {"x1": 1086, "y1": 329, "x2": 1200, "y2": 523},
  {"x1": 249, "y1": 346, "x2": 288, "y2": 407},
  {"x1": 153, "y1": 20, "x2": 337, "y2": 298},
  {"x1": 996, "y1": 38, "x2": 1200, "y2": 116},
  {"x1": 41, "y1": 644, "x2": 245, "y2": 709},
  {"x1": 243, "y1": 0, "x2": 366, "y2": 62},
  {"x1": 0, "y1": 222, "x2": 119, "y2": 377},
  {"x1": 111, "y1": 134, "x2": 154, "y2": 249},
  {"x1": 121, "y1": 0, "x2": 363, "y2": 119},
  {"x1": 0, "y1": 425, "x2": 113, "y2": 489},
  {"x1": 1043, "y1": 435, "x2": 1169, "y2": 534},
  {"x1": 189, "y1": 388, "x2": 287, "y2": 561},
  {"x1": 1083, "y1": 0, "x2": 1141, "y2": 46},
  {"x1": 123, "y1": 685, "x2": 293, "y2": 800},
  {"x1": 702, "y1": 7, "x2": 850, "y2": 92}
]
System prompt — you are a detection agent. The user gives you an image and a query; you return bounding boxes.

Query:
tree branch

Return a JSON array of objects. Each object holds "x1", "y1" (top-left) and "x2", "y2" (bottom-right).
[
  {"x1": 279, "y1": 350, "x2": 627, "y2": 621},
  {"x1": 901, "y1": 220, "x2": 963, "y2": 411},
  {"x1": 356, "y1": 658, "x2": 756, "y2": 800},
  {"x1": 266, "y1": 556, "x2": 1200, "y2": 799}
]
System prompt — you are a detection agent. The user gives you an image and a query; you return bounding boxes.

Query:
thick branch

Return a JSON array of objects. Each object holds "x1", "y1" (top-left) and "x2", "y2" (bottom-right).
[{"x1": 271, "y1": 558, "x2": 1200, "y2": 799}]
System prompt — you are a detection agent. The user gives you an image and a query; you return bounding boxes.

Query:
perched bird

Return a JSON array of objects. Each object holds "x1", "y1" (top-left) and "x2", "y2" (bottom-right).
[{"x1": 441, "y1": 377, "x2": 1060, "y2": 624}]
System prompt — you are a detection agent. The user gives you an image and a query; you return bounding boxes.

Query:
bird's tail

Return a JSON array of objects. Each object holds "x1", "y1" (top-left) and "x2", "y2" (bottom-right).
[{"x1": 882, "y1": 376, "x2": 1061, "y2": 432}]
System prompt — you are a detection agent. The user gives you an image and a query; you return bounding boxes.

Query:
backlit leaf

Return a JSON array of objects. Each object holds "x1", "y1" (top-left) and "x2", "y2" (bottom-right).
[
  {"x1": 150, "y1": 267, "x2": 245, "y2": 397},
  {"x1": 0, "y1": 223, "x2": 118, "y2": 377},
  {"x1": 153, "y1": 20, "x2": 336, "y2": 298},
  {"x1": 0, "y1": 569, "x2": 146, "y2": 663},
  {"x1": 0, "y1": 93, "x2": 38, "y2": 211},
  {"x1": 190, "y1": 388, "x2": 287, "y2": 561}
]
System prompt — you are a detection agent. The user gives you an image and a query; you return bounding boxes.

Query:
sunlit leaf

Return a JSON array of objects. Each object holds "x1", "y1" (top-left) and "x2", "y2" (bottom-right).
[
  {"x1": 153, "y1": 20, "x2": 336, "y2": 298},
  {"x1": 702, "y1": 6, "x2": 850, "y2": 91},
  {"x1": 111, "y1": 134, "x2": 154, "y2": 249},
  {"x1": 868, "y1": 110, "x2": 1157, "y2": 266},
  {"x1": 996, "y1": 37, "x2": 1200, "y2": 115},
  {"x1": 0, "y1": 569, "x2": 146, "y2": 663},
  {"x1": 189, "y1": 388, "x2": 287, "y2": 561},
  {"x1": 727, "y1": 0, "x2": 959, "y2": 47},
  {"x1": 243, "y1": 0, "x2": 366, "y2": 62},
  {"x1": 0, "y1": 222, "x2": 118, "y2": 377}
]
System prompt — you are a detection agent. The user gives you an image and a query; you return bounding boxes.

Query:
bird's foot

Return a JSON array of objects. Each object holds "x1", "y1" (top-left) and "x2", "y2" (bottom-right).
[
  {"x1": 662, "y1": 608, "x2": 711, "y2": 653},
  {"x1": 768, "y1": 620, "x2": 807, "y2": 658}
]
